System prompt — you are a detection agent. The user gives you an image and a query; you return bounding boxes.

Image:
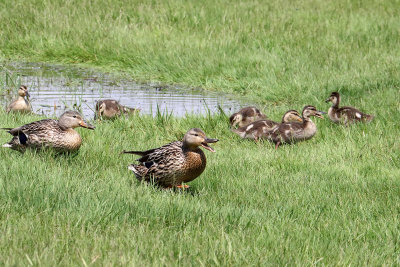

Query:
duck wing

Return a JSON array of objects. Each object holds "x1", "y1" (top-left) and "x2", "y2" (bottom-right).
[
  {"x1": 274, "y1": 122, "x2": 305, "y2": 143},
  {"x1": 337, "y1": 106, "x2": 373, "y2": 122}
]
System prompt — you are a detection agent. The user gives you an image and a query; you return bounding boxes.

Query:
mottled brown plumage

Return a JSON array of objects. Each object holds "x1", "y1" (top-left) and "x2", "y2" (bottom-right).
[
  {"x1": 2, "y1": 111, "x2": 95, "y2": 152},
  {"x1": 95, "y1": 99, "x2": 139, "y2": 119},
  {"x1": 123, "y1": 128, "x2": 218, "y2": 188},
  {"x1": 231, "y1": 110, "x2": 302, "y2": 141},
  {"x1": 272, "y1": 106, "x2": 324, "y2": 148},
  {"x1": 229, "y1": 106, "x2": 267, "y2": 128},
  {"x1": 325, "y1": 92, "x2": 374, "y2": 125},
  {"x1": 6, "y1": 85, "x2": 31, "y2": 113}
]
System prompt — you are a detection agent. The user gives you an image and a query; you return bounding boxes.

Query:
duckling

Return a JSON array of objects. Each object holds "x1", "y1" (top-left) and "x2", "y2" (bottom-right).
[
  {"x1": 325, "y1": 92, "x2": 374, "y2": 124},
  {"x1": 232, "y1": 110, "x2": 302, "y2": 141},
  {"x1": 272, "y1": 105, "x2": 324, "y2": 148},
  {"x1": 229, "y1": 106, "x2": 267, "y2": 128},
  {"x1": 123, "y1": 128, "x2": 218, "y2": 188},
  {"x1": 2, "y1": 111, "x2": 95, "y2": 152},
  {"x1": 95, "y1": 99, "x2": 140, "y2": 120},
  {"x1": 6, "y1": 85, "x2": 31, "y2": 113}
]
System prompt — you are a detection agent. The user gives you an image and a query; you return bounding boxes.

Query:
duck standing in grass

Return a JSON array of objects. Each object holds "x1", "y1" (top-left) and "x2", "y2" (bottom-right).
[
  {"x1": 325, "y1": 92, "x2": 374, "y2": 125},
  {"x1": 272, "y1": 105, "x2": 324, "y2": 148},
  {"x1": 2, "y1": 111, "x2": 95, "y2": 152},
  {"x1": 6, "y1": 85, "x2": 31, "y2": 113},
  {"x1": 229, "y1": 106, "x2": 266, "y2": 128},
  {"x1": 123, "y1": 128, "x2": 218, "y2": 188},
  {"x1": 95, "y1": 99, "x2": 139, "y2": 119},
  {"x1": 232, "y1": 110, "x2": 302, "y2": 141}
]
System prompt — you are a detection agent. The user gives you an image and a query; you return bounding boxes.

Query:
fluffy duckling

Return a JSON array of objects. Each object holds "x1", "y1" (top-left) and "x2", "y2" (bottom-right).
[
  {"x1": 231, "y1": 110, "x2": 302, "y2": 141},
  {"x1": 6, "y1": 85, "x2": 31, "y2": 113},
  {"x1": 229, "y1": 106, "x2": 266, "y2": 128},
  {"x1": 272, "y1": 105, "x2": 324, "y2": 148},
  {"x1": 325, "y1": 92, "x2": 374, "y2": 124},
  {"x1": 123, "y1": 128, "x2": 218, "y2": 188},
  {"x1": 2, "y1": 111, "x2": 95, "y2": 152},
  {"x1": 95, "y1": 99, "x2": 140, "y2": 119}
]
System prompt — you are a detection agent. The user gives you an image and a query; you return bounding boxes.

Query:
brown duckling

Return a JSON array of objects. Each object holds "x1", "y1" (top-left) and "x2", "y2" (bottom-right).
[
  {"x1": 325, "y1": 92, "x2": 374, "y2": 124},
  {"x1": 272, "y1": 105, "x2": 324, "y2": 148},
  {"x1": 231, "y1": 110, "x2": 302, "y2": 141},
  {"x1": 229, "y1": 106, "x2": 267, "y2": 128},
  {"x1": 123, "y1": 128, "x2": 218, "y2": 188},
  {"x1": 95, "y1": 99, "x2": 139, "y2": 119},
  {"x1": 2, "y1": 111, "x2": 95, "y2": 152},
  {"x1": 6, "y1": 85, "x2": 31, "y2": 113}
]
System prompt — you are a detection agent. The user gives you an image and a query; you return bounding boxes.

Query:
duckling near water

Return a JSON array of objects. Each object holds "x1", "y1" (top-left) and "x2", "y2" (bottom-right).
[
  {"x1": 229, "y1": 107, "x2": 267, "y2": 128},
  {"x1": 2, "y1": 111, "x2": 95, "y2": 152},
  {"x1": 325, "y1": 92, "x2": 374, "y2": 125},
  {"x1": 231, "y1": 110, "x2": 302, "y2": 141},
  {"x1": 272, "y1": 105, "x2": 324, "y2": 148},
  {"x1": 95, "y1": 99, "x2": 140, "y2": 120},
  {"x1": 123, "y1": 128, "x2": 219, "y2": 188},
  {"x1": 6, "y1": 85, "x2": 31, "y2": 113}
]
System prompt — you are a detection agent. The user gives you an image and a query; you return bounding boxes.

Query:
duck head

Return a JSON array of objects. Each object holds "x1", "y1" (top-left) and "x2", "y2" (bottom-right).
[
  {"x1": 302, "y1": 105, "x2": 325, "y2": 120},
  {"x1": 59, "y1": 111, "x2": 95, "y2": 130},
  {"x1": 229, "y1": 113, "x2": 242, "y2": 128},
  {"x1": 18, "y1": 85, "x2": 30, "y2": 98},
  {"x1": 183, "y1": 128, "x2": 219, "y2": 152},
  {"x1": 325, "y1": 92, "x2": 340, "y2": 106},
  {"x1": 282, "y1": 110, "x2": 303, "y2": 123}
]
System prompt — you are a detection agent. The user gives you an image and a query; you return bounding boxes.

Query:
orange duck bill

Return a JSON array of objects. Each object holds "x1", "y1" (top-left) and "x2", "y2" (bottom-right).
[{"x1": 79, "y1": 120, "x2": 96, "y2": 130}]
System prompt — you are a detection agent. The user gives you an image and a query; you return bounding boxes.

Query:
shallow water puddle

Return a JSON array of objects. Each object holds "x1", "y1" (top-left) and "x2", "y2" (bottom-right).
[{"x1": 1, "y1": 62, "x2": 248, "y2": 119}]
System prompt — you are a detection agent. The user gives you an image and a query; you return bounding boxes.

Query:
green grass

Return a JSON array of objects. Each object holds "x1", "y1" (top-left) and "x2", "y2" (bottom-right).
[
  {"x1": 1, "y1": 0, "x2": 400, "y2": 265},
  {"x1": 0, "y1": 0, "x2": 399, "y2": 103}
]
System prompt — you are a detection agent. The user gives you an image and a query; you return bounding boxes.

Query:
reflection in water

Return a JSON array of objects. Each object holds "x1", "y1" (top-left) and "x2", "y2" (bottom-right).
[{"x1": 1, "y1": 62, "x2": 249, "y2": 119}]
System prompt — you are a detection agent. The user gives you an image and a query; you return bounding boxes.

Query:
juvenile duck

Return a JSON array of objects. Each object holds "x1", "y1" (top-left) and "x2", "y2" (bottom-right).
[
  {"x1": 2, "y1": 111, "x2": 95, "y2": 152},
  {"x1": 231, "y1": 110, "x2": 302, "y2": 141},
  {"x1": 229, "y1": 106, "x2": 267, "y2": 128},
  {"x1": 6, "y1": 85, "x2": 31, "y2": 113},
  {"x1": 272, "y1": 105, "x2": 324, "y2": 148},
  {"x1": 95, "y1": 99, "x2": 139, "y2": 119},
  {"x1": 123, "y1": 128, "x2": 218, "y2": 188},
  {"x1": 325, "y1": 92, "x2": 374, "y2": 124}
]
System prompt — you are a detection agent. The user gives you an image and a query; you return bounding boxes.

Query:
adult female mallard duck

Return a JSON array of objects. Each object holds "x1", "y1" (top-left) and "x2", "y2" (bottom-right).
[
  {"x1": 2, "y1": 111, "x2": 95, "y2": 152},
  {"x1": 272, "y1": 105, "x2": 324, "y2": 148},
  {"x1": 95, "y1": 99, "x2": 139, "y2": 119},
  {"x1": 229, "y1": 106, "x2": 266, "y2": 128},
  {"x1": 231, "y1": 110, "x2": 302, "y2": 141},
  {"x1": 325, "y1": 92, "x2": 374, "y2": 124},
  {"x1": 6, "y1": 85, "x2": 31, "y2": 113},
  {"x1": 123, "y1": 128, "x2": 218, "y2": 188}
]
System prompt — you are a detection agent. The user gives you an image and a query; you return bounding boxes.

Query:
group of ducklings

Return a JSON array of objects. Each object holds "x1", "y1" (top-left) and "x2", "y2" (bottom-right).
[
  {"x1": 230, "y1": 93, "x2": 374, "y2": 148},
  {"x1": 2, "y1": 85, "x2": 373, "y2": 188}
]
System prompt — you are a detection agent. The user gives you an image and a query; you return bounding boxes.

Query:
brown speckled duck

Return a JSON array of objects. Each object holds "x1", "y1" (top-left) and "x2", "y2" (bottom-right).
[
  {"x1": 325, "y1": 92, "x2": 374, "y2": 125},
  {"x1": 2, "y1": 111, "x2": 94, "y2": 152},
  {"x1": 229, "y1": 107, "x2": 266, "y2": 128},
  {"x1": 95, "y1": 99, "x2": 139, "y2": 119},
  {"x1": 231, "y1": 110, "x2": 302, "y2": 141},
  {"x1": 123, "y1": 128, "x2": 218, "y2": 188},
  {"x1": 272, "y1": 105, "x2": 324, "y2": 148},
  {"x1": 6, "y1": 85, "x2": 31, "y2": 113}
]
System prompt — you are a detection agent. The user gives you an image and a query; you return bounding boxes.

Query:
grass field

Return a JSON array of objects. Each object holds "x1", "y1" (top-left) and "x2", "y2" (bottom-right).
[{"x1": 1, "y1": 0, "x2": 400, "y2": 265}]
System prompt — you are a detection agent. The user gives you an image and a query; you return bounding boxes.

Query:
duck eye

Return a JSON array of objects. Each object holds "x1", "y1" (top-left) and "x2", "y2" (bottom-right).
[
  {"x1": 73, "y1": 115, "x2": 77, "y2": 118},
  {"x1": 195, "y1": 134, "x2": 199, "y2": 136}
]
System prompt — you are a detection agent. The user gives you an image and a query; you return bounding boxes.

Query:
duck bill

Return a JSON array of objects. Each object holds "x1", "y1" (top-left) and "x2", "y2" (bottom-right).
[
  {"x1": 26, "y1": 92, "x2": 30, "y2": 98},
  {"x1": 325, "y1": 98, "x2": 331, "y2": 103},
  {"x1": 315, "y1": 111, "x2": 325, "y2": 119},
  {"x1": 201, "y1": 138, "x2": 219, "y2": 152},
  {"x1": 79, "y1": 120, "x2": 95, "y2": 130},
  {"x1": 294, "y1": 117, "x2": 303, "y2": 122}
]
